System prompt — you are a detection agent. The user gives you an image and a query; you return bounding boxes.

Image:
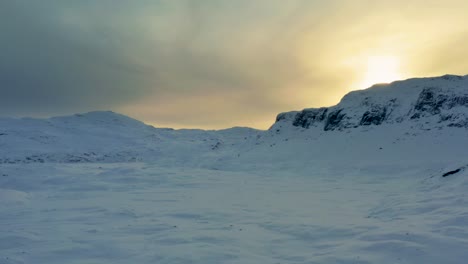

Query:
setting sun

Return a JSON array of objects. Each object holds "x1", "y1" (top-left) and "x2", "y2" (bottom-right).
[{"x1": 359, "y1": 56, "x2": 402, "y2": 89}]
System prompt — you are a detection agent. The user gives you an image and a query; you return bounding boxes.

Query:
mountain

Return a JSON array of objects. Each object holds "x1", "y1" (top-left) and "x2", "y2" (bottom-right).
[
  {"x1": 0, "y1": 110, "x2": 260, "y2": 165},
  {"x1": 2, "y1": 74, "x2": 468, "y2": 264},
  {"x1": 239, "y1": 74, "x2": 468, "y2": 173},
  {"x1": 272, "y1": 74, "x2": 468, "y2": 132},
  {"x1": 1, "y1": 74, "x2": 467, "y2": 169}
]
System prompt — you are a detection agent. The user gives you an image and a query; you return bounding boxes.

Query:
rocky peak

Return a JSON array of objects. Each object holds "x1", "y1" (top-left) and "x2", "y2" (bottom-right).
[{"x1": 271, "y1": 74, "x2": 468, "y2": 131}]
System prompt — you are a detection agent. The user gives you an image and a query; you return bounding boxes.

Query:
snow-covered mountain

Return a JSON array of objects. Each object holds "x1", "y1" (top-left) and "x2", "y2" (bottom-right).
[
  {"x1": 1, "y1": 74, "x2": 467, "y2": 169},
  {"x1": 0, "y1": 110, "x2": 260, "y2": 165},
  {"x1": 272, "y1": 74, "x2": 468, "y2": 132}
]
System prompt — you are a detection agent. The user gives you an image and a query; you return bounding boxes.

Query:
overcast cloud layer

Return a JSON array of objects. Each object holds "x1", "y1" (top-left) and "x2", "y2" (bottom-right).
[{"x1": 1, "y1": 0, "x2": 467, "y2": 129}]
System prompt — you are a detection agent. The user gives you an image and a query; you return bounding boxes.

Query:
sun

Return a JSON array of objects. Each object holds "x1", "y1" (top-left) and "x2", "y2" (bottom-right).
[{"x1": 359, "y1": 56, "x2": 402, "y2": 89}]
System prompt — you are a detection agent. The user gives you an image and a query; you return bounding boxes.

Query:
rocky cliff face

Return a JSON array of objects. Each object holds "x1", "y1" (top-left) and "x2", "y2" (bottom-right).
[{"x1": 272, "y1": 74, "x2": 468, "y2": 131}]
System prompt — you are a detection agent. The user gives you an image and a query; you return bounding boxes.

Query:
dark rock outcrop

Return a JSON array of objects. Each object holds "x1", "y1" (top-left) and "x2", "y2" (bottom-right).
[
  {"x1": 410, "y1": 87, "x2": 468, "y2": 128},
  {"x1": 442, "y1": 168, "x2": 462, "y2": 177},
  {"x1": 292, "y1": 108, "x2": 328, "y2": 128},
  {"x1": 360, "y1": 106, "x2": 387, "y2": 126},
  {"x1": 324, "y1": 109, "x2": 346, "y2": 131},
  {"x1": 413, "y1": 88, "x2": 448, "y2": 116},
  {"x1": 276, "y1": 111, "x2": 298, "y2": 122}
]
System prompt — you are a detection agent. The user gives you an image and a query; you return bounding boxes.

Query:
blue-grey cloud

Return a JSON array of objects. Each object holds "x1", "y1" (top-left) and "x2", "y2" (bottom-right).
[{"x1": 0, "y1": 1, "x2": 155, "y2": 115}]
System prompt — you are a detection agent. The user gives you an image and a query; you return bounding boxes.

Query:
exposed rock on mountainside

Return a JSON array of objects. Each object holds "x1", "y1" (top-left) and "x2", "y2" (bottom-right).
[{"x1": 272, "y1": 74, "x2": 468, "y2": 131}]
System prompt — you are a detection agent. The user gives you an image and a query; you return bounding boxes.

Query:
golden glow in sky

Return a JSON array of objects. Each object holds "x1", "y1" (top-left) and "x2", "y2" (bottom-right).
[
  {"x1": 5, "y1": 1, "x2": 467, "y2": 129},
  {"x1": 358, "y1": 56, "x2": 403, "y2": 89},
  {"x1": 119, "y1": 0, "x2": 468, "y2": 129}
]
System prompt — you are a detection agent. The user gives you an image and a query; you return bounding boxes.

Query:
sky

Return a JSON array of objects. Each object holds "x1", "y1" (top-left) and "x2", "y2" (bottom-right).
[{"x1": 1, "y1": 0, "x2": 467, "y2": 129}]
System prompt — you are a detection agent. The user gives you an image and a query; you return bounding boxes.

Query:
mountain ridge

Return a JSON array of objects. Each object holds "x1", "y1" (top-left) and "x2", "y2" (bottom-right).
[
  {"x1": 272, "y1": 74, "x2": 468, "y2": 132},
  {"x1": 1, "y1": 74, "x2": 467, "y2": 166}
]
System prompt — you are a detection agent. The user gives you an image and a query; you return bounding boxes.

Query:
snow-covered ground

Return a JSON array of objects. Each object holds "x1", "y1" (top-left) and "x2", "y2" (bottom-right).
[
  {"x1": 1, "y1": 74, "x2": 468, "y2": 263},
  {"x1": 2, "y1": 162, "x2": 468, "y2": 264}
]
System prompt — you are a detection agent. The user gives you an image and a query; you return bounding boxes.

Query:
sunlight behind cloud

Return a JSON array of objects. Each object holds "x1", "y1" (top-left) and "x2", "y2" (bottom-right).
[
  {"x1": 358, "y1": 56, "x2": 402, "y2": 89},
  {"x1": 1, "y1": 1, "x2": 468, "y2": 129}
]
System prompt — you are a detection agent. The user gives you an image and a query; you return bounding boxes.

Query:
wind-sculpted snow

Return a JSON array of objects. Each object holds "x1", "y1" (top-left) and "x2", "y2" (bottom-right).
[{"x1": 2, "y1": 162, "x2": 468, "y2": 264}]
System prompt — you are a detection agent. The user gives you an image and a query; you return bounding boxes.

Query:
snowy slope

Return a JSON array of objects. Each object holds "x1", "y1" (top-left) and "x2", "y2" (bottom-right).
[
  {"x1": 0, "y1": 111, "x2": 157, "y2": 162},
  {"x1": 0, "y1": 111, "x2": 260, "y2": 165}
]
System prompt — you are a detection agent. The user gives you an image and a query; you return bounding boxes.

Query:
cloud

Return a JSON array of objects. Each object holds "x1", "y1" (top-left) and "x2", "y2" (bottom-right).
[
  {"x1": 1, "y1": 1, "x2": 467, "y2": 128},
  {"x1": 0, "y1": 1, "x2": 155, "y2": 115}
]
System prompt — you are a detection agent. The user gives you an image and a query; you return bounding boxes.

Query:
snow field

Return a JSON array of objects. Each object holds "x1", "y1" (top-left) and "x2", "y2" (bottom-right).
[{"x1": 1, "y1": 163, "x2": 468, "y2": 264}]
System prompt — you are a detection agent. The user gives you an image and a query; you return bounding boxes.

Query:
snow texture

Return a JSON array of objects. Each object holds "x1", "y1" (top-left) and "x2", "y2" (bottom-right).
[{"x1": 1, "y1": 74, "x2": 468, "y2": 263}]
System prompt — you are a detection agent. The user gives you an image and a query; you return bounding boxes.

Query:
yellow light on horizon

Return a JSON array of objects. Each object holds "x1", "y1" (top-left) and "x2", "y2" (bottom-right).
[{"x1": 358, "y1": 55, "x2": 402, "y2": 89}]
